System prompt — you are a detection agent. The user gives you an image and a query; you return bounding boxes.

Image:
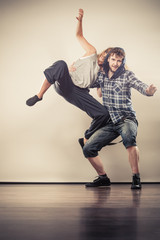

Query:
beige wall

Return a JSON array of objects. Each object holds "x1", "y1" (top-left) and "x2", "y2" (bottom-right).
[{"x1": 0, "y1": 0, "x2": 160, "y2": 182}]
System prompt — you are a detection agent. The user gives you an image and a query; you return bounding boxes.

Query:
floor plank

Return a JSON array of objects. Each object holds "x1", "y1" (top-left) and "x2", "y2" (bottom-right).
[{"x1": 0, "y1": 184, "x2": 160, "y2": 240}]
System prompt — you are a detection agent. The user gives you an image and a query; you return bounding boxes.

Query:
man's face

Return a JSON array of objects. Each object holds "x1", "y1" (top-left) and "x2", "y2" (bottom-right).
[{"x1": 108, "y1": 54, "x2": 123, "y2": 73}]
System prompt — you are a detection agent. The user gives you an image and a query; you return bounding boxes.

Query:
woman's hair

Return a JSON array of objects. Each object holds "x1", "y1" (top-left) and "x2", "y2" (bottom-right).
[
  {"x1": 98, "y1": 47, "x2": 113, "y2": 59},
  {"x1": 97, "y1": 47, "x2": 113, "y2": 67}
]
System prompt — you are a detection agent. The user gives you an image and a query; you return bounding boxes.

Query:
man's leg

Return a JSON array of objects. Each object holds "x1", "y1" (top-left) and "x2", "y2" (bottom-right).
[
  {"x1": 117, "y1": 119, "x2": 141, "y2": 189},
  {"x1": 127, "y1": 146, "x2": 141, "y2": 189},
  {"x1": 127, "y1": 146, "x2": 140, "y2": 174},
  {"x1": 88, "y1": 156, "x2": 106, "y2": 176},
  {"x1": 83, "y1": 123, "x2": 119, "y2": 187},
  {"x1": 86, "y1": 155, "x2": 111, "y2": 187}
]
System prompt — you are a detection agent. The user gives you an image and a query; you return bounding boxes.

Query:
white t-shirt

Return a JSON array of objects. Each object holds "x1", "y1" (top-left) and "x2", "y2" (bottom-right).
[{"x1": 69, "y1": 53, "x2": 99, "y2": 88}]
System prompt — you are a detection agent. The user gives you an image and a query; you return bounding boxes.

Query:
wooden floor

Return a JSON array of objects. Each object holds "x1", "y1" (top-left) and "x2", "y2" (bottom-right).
[{"x1": 0, "y1": 184, "x2": 160, "y2": 240}]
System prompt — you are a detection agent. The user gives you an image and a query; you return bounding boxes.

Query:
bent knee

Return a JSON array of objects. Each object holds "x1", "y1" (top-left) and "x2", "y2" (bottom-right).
[
  {"x1": 123, "y1": 136, "x2": 137, "y2": 148},
  {"x1": 55, "y1": 60, "x2": 67, "y2": 68},
  {"x1": 83, "y1": 145, "x2": 89, "y2": 158},
  {"x1": 95, "y1": 107, "x2": 110, "y2": 120},
  {"x1": 83, "y1": 144, "x2": 98, "y2": 158},
  {"x1": 47, "y1": 60, "x2": 68, "y2": 72}
]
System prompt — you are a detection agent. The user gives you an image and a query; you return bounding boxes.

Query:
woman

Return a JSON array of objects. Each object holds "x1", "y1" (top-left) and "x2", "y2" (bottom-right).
[{"x1": 26, "y1": 9, "x2": 111, "y2": 141}]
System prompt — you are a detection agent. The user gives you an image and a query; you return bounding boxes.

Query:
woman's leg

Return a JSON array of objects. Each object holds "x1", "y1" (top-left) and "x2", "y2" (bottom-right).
[
  {"x1": 61, "y1": 86, "x2": 110, "y2": 139},
  {"x1": 63, "y1": 86, "x2": 110, "y2": 139},
  {"x1": 37, "y1": 79, "x2": 52, "y2": 99},
  {"x1": 26, "y1": 60, "x2": 72, "y2": 106},
  {"x1": 27, "y1": 60, "x2": 110, "y2": 139},
  {"x1": 44, "y1": 60, "x2": 73, "y2": 95}
]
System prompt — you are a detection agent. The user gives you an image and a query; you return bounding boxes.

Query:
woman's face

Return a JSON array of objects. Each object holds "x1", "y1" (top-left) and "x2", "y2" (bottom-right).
[{"x1": 98, "y1": 52, "x2": 107, "y2": 66}]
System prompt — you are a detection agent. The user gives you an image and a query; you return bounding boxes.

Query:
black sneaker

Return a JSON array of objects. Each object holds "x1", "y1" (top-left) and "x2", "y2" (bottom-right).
[
  {"x1": 131, "y1": 175, "x2": 141, "y2": 189},
  {"x1": 26, "y1": 95, "x2": 42, "y2": 106},
  {"x1": 78, "y1": 138, "x2": 84, "y2": 149},
  {"x1": 85, "y1": 176, "x2": 111, "y2": 187}
]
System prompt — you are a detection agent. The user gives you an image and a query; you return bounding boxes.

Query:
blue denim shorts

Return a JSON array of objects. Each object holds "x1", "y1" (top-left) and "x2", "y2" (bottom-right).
[{"x1": 83, "y1": 118, "x2": 138, "y2": 158}]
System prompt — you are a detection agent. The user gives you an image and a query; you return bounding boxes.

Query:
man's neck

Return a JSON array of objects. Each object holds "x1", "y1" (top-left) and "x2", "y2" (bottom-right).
[{"x1": 108, "y1": 70, "x2": 114, "y2": 79}]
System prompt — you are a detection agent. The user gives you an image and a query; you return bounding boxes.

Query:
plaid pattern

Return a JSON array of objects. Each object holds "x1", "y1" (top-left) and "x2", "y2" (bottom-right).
[{"x1": 97, "y1": 70, "x2": 148, "y2": 124}]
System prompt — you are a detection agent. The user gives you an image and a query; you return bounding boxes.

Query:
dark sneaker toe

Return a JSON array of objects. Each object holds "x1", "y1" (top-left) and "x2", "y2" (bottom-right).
[
  {"x1": 85, "y1": 176, "x2": 111, "y2": 187},
  {"x1": 78, "y1": 138, "x2": 84, "y2": 149},
  {"x1": 131, "y1": 176, "x2": 142, "y2": 189},
  {"x1": 26, "y1": 95, "x2": 42, "y2": 106},
  {"x1": 131, "y1": 184, "x2": 141, "y2": 189}
]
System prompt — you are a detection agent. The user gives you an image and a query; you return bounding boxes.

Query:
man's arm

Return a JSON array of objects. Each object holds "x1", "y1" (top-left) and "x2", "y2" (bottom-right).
[
  {"x1": 127, "y1": 71, "x2": 157, "y2": 96},
  {"x1": 76, "y1": 9, "x2": 96, "y2": 56},
  {"x1": 97, "y1": 88, "x2": 102, "y2": 97}
]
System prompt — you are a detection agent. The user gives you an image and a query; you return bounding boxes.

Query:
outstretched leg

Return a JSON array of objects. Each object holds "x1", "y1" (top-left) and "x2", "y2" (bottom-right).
[
  {"x1": 26, "y1": 60, "x2": 110, "y2": 140},
  {"x1": 37, "y1": 79, "x2": 52, "y2": 99},
  {"x1": 26, "y1": 79, "x2": 51, "y2": 106},
  {"x1": 26, "y1": 60, "x2": 72, "y2": 106}
]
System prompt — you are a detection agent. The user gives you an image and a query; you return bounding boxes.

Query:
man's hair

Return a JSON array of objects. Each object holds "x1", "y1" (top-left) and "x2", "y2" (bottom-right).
[{"x1": 108, "y1": 47, "x2": 125, "y2": 60}]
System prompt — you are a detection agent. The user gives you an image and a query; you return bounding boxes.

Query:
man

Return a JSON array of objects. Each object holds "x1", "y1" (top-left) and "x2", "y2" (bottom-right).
[{"x1": 81, "y1": 47, "x2": 157, "y2": 189}]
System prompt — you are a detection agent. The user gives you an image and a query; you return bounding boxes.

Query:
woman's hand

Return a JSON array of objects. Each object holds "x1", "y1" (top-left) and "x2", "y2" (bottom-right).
[
  {"x1": 69, "y1": 62, "x2": 76, "y2": 72},
  {"x1": 75, "y1": 9, "x2": 96, "y2": 56},
  {"x1": 76, "y1": 9, "x2": 84, "y2": 22}
]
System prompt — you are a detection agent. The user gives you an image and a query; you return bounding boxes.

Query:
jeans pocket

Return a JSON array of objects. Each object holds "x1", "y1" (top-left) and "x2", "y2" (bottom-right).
[{"x1": 124, "y1": 118, "x2": 138, "y2": 126}]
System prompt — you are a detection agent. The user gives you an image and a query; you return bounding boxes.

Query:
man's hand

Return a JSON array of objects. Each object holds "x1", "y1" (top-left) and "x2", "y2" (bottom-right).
[
  {"x1": 76, "y1": 9, "x2": 84, "y2": 22},
  {"x1": 146, "y1": 84, "x2": 157, "y2": 96},
  {"x1": 97, "y1": 88, "x2": 102, "y2": 98}
]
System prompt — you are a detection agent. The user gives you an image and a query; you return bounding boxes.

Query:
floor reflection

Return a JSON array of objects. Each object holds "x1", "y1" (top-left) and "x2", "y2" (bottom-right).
[
  {"x1": 80, "y1": 187, "x2": 141, "y2": 240},
  {"x1": 0, "y1": 184, "x2": 159, "y2": 240}
]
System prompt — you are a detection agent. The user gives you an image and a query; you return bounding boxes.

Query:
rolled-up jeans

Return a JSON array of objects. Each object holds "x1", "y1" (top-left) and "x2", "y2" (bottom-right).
[{"x1": 83, "y1": 118, "x2": 138, "y2": 158}]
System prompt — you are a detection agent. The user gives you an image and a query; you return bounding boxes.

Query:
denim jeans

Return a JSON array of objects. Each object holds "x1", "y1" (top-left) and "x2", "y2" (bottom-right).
[{"x1": 83, "y1": 118, "x2": 138, "y2": 158}]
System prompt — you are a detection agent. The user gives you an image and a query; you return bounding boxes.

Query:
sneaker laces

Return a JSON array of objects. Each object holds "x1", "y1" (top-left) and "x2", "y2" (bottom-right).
[{"x1": 93, "y1": 176, "x2": 101, "y2": 182}]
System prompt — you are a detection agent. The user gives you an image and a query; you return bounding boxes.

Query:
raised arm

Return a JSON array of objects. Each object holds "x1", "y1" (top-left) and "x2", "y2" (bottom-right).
[{"x1": 76, "y1": 9, "x2": 96, "y2": 56}]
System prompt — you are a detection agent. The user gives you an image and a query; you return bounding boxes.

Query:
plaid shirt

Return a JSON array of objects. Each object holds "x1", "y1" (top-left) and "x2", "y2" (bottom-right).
[{"x1": 97, "y1": 70, "x2": 149, "y2": 124}]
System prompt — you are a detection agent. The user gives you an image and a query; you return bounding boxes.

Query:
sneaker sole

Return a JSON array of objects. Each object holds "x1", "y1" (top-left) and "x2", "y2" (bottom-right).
[
  {"x1": 85, "y1": 183, "x2": 111, "y2": 188},
  {"x1": 131, "y1": 185, "x2": 142, "y2": 189}
]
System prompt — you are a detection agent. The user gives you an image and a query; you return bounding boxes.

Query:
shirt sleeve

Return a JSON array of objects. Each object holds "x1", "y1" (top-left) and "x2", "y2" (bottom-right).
[
  {"x1": 127, "y1": 71, "x2": 149, "y2": 96},
  {"x1": 90, "y1": 71, "x2": 103, "y2": 88},
  {"x1": 90, "y1": 82, "x2": 100, "y2": 88}
]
